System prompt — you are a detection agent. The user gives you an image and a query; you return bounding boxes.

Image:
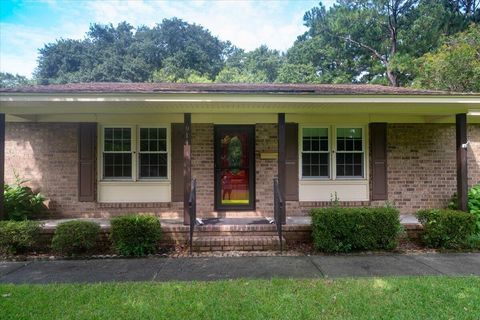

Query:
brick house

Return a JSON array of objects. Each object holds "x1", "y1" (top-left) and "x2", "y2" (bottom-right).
[{"x1": 0, "y1": 83, "x2": 479, "y2": 225}]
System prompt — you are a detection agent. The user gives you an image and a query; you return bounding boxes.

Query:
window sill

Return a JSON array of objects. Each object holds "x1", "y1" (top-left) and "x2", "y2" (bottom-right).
[
  {"x1": 299, "y1": 179, "x2": 368, "y2": 185},
  {"x1": 99, "y1": 180, "x2": 171, "y2": 186}
]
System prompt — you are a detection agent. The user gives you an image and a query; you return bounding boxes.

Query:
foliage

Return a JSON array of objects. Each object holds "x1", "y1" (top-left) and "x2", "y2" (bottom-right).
[
  {"x1": 110, "y1": 215, "x2": 162, "y2": 256},
  {"x1": 4, "y1": 277, "x2": 480, "y2": 319},
  {"x1": 35, "y1": 19, "x2": 229, "y2": 84},
  {"x1": 0, "y1": 220, "x2": 41, "y2": 254},
  {"x1": 30, "y1": 1, "x2": 479, "y2": 91},
  {"x1": 0, "y1": 72, "x2": 33, "y2": 88},
  {"x1": 214, "y1": 45, "x2": 284, "y2": 83},
  {"x1": 276, "y1": 63, "x2": 319, "y2": 83},
  {"x1": 448, "y1": 184, "x2": 480, "y2": 233},
  {"x1": 51, "y1": 221, "x2": 101, "y2": 255},
  {"x1": 4, "y1": 175, "x2": 46, "y2": 221},
  {"x1": 310, "y1": 206, "x2": 402, "y2": 253},
  {"x1": 412, "y1": 24, "x2": 480, "y2": 92},
  {"x1": 287, "y1": 0, "x2": 477, "y2": 87},
  {"x1": 416, "y1": 209, "x2": 476, "y2": 249},
  {"x1": 466, "y1": 233, "x2": 480, "y2": 249}
]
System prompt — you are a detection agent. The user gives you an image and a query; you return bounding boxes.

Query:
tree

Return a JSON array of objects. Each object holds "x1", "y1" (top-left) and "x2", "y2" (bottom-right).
[
  {"x1": 35, "y1": 19, "x2": 229, "y2": 84},
  {"x1": 0, "y1": 72, "x2": 33, "y2": 88},
  {"x1": 290, "y1": 0, "x2": 476, "y2": 87},
  {"x1": 276, "y1": 63, "x2": 319, "y2": 83},
  {"x1": 300, "y1": 1, "x2": 419, "y2": 87},
  {"x1": 214, "y1": 45, "x2": 284, "y2": 83},
  {"x1": 413, "y1": 24, "x2": 480, "y2": 92}
]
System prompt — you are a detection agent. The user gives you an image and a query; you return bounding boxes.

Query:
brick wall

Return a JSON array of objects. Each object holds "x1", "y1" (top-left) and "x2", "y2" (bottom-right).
[
  {"x1": 385, "y1": 124, "x2": 480, "y2": 213},
  {"x1": 255, "y1": 123, "x2": 278, "y2": 215},
  {"x1": 5, "y1": 123, "x2": 182, "y2": 218},
  {"x1": 191, "y1": 124, "x2": 215, "y2": 214},
  {"x1": 5, "y1": 122, "x2": 480, "y2": 218},
  {"x1": 290, "y1": 123, "x2": 480, "y2": 215}
]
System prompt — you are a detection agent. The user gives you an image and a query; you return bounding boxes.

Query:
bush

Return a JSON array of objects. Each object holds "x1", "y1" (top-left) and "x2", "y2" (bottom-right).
[
  {"x1": 110, "y1": 215, "x2": 162, "y2": 256},
  {"x1": 310, "y1": 206, "x2": 402, "y2": 253},
  {"x1": 448, "y1": 184, "x2": 480, "y2": 233},
  {"x1": 0, "y1": 221, "x2": 41, "y2": 254},
  {"x1": 416, "y1": 209, "x2": 476, "y2": 249},
  {"x1": 4, "y1": 176, "x2": 46, "y2": 221},
  {"x1": 51, "y1": 220, "x2": 101, "y2": 255}
]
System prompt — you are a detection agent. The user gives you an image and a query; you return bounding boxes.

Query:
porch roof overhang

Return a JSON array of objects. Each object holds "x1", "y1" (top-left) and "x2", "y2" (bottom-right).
[{"x1": 1, "y1": 83, "x2": 480, "y2": 123}]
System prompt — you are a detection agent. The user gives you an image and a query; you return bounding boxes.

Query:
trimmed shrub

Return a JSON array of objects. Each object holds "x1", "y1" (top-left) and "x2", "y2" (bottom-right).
[
  {"x1": 310, "y1": 207, "x2": 402, "y2": 253},
  {"x1": 110, "y1": 215, "x2": 162, "y2": 256},
  {"x1": 0, "y1": 221, "x2": 41, "y2": 254},
  {"x1": 51, "y1": 220, "x2": 101, "y2": 255},
  {"x1": 448, "y1": 184, "x2": 480, "y2": 233},
  {"x1": 4, "y1": 177, "x2": 46, "y2": 221},
  {"x1": 416, "y1": 209, "x2": 476, "y2": 249}
]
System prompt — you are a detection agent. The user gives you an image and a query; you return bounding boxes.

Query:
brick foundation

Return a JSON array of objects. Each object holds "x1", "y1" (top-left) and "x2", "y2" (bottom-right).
[{"x1": 4, "y1": 122, "x2": 480, "y2": 218}]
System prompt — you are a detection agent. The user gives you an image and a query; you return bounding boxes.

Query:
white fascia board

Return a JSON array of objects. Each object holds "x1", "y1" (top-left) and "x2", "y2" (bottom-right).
[{"x1": 1, "y1": 93, "x2": 480, "y2": 104}]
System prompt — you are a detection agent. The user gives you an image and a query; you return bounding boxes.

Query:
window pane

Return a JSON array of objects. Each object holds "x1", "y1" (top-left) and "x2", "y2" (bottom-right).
[
  {"x1": 103, "y1": 153, "x2": 132, "y2": 178},
  {"x1": 337, "y1": 128, "x2": 362, "y2": 139},
  {"x1": 302, "y1": 152, "x2": 329, "y2": 178},
  {"x1": 139, "y1": 153, "x2": 167, "y2": 178},
  {"x1": 303, "y1": 138, "x2": 311, "y2": 151},
  {"x1": 149, "y1": 128, "x2": 158, "y2": 139},
  {"x1": 336, "y1": 152, "x2": 363, "y2": 177},
  {"x1": 104, "y1": 139, "x2": 113, "y2": 151},
  {"x1": 337, "y1": 128, "x2": 362, "y2": 151},
  {"x1": 303, "y1": 128, "x2": 328, "y2": 152},
  {"x1": 149, "y1": 140, "x2": 158, "y2": 151},
  {"x1": 105, "y1": 128, "x2": 113, "y2": 139},
  {"x1": 302, "y1": 165, "x2": 311, "y2": 177},
  {"x1": 123, "y1": 128, "x2": 131, "y2": 140},
  {"x1": 104, "y1": 128, "x2": 131, "y2": 152},
  {"x1": 159, "y1": 140, "x2": 166, "y2": 151},
  {"x1": 113, "y1": 128, "x2": 122, "y2": 139},
  {"x1": 158, "y1": 129, "x2": 166, "y2": 139},
  {"x1": 311, "y1": 165, "x2": 319, "y2": 177},
  {"x1": 140, "y1": 128, "x2": 167, "y2": 152}
]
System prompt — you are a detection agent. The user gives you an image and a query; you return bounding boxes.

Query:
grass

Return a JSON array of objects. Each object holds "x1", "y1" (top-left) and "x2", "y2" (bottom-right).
[{"x1": 1, "y1": 277, "x2": 479, "y2": 319}]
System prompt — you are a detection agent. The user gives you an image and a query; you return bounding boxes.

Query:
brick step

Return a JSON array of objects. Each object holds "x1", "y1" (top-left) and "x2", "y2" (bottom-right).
[
  {"x1": 192, "y1": 235, "x2": 285, "y2": 251},
  {"x1": 198, "y1": 211, "x2": 266, "y2": 218}
]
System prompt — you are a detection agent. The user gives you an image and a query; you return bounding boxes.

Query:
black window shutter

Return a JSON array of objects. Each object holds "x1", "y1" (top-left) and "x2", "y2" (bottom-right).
[
  {"x1": 285, "y1": 123, "x2": 299, "y2": 201},
  {"x1": 370, "y1": 123, "x2": 388, "y2": 200},
  {"x1": 78, "y1": 123, "x2": 97, "y2": 202},
  {"x1": 171, "y1": 123, "x2": 184, "y2": 201}
]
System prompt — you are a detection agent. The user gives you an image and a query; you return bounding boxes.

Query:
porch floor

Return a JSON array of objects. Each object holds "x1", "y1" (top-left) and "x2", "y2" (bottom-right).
[{"x1": 40, "y1": 215, "x2": 419, "y2": 229}]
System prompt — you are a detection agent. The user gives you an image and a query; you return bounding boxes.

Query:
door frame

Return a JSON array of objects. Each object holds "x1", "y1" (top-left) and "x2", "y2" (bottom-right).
[{"x1": 214, "y1": 125, "x2": 256, "y2": 211}]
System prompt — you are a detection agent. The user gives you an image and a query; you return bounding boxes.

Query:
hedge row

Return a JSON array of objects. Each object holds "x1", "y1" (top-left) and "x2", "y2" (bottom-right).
[
  {"x1": 0, "y1": 215, "x2": 163, "y2": 257},
  {"x1": 417, "y1": 209, "x2": 476, "y2": 249},
  {"x1": 310, "y1": 207, "x2": 402, "y2": 253}
]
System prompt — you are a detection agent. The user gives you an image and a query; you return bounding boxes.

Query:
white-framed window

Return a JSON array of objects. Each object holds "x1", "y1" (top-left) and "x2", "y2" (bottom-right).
[
  {"x1": 301, "y1": 127, "x2": 330, "y2": 178},
  {"x1": 103, "y1": 127, "x2": 134, "y2": 179},
  {"x1": 101, "y1": 125, "x2": 168, "y2": 181},
  {"x1": 335, "y1": 127, "x2": 364, "y2": 179},
  {"x1": 300, "y1": 125, "x2": 366, "y2": 180},
  {"x1": 138, "y1": 127, "x2": 168, "y2": 179}
]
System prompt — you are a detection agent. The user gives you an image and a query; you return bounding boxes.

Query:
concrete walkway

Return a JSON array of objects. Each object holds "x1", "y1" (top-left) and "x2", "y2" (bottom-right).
[{"x1": 1, "y1": 253, "x2": 478, "y2": 284}]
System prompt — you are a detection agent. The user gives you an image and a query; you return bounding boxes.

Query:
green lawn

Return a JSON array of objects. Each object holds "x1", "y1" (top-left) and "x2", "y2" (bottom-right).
[{"x1": 1, "y1": 277, "x2": 479, "y2": 319}]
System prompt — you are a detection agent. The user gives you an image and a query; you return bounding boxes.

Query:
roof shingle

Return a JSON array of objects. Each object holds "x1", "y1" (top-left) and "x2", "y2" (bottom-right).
[{"x1": 0, "y1": 82, "x2": 473, "y2": 95}]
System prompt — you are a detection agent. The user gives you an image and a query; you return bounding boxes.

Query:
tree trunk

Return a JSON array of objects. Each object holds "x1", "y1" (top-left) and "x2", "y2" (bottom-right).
[{"x1": 386, "y1": 66, "x2": 398, "y2": 87}]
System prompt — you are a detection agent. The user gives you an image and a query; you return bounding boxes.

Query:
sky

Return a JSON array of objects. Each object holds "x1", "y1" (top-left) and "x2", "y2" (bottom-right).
[{"x1": 0, "y1": 0, "x2": 336, "y2": 78}]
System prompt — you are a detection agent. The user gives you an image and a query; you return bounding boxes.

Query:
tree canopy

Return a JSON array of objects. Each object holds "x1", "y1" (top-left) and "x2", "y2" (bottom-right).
[{"x1": 19, "y1": 1, "x2": 480, "y2": 92}]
